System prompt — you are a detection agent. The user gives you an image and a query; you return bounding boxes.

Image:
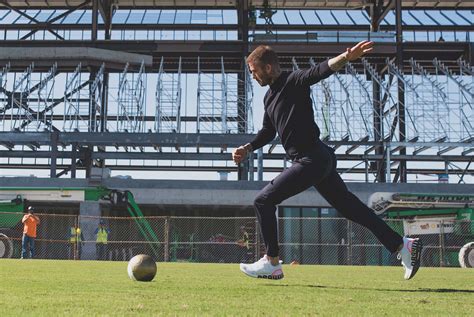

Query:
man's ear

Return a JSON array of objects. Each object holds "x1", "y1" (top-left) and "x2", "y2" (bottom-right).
[{"x1": 265, "y1": 64, "x2": 272, "y2": 73}]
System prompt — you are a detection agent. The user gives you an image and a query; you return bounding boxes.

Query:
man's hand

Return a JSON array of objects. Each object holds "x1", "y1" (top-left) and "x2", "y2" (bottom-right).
[
  {"x1": 232, "y1": 146, "x2": 248, "y2": 164},
  {"x1": 329, "y1": 40, "x2": 374, "y2": 71},
  {"x1": 344, "y1": 40, "x2": 374, "y2": 61},
  {"x1": 232, "y1": 144, "x2": 252, "y2": 164}
]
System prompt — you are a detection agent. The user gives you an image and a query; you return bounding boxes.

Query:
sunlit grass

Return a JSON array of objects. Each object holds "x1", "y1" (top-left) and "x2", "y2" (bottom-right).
[{"x1": 0, "y1": 259, "x2": 473, "y2": 316}]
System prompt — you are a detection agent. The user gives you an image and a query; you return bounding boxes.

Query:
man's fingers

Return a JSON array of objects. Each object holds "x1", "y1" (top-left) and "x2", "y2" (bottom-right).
[
  {"x1": 361, "y1": 41, "x2": 374, "y2": 50},
  {"x1": 348, "y1": 41, "x2": 368, "y2": 58},
  {"x1": 354, "y1": 40, "x2": 369, "y2": 50},
  {"x1": 353, "y1": 41, "x2": 374, "y2": 57},
  {"x1": 354, "y1": 41, "x2": 373, "y2": 51}
]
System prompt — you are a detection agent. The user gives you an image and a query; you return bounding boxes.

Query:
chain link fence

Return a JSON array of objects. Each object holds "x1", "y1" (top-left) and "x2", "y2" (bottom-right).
[{"x1": 1, "y1": 212, "x2": 472, "y2": 268}]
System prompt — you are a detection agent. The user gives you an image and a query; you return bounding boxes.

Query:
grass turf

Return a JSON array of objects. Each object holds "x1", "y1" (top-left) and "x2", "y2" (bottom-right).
[{"x1": 0, "y1": 259, "x2": 473, "y2": 316}]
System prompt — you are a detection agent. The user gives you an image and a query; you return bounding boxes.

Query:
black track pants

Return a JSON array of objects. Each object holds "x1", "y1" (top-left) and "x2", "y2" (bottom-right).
[{"x1": 253, "y1": 141, "x2": 403, "y2": 257}]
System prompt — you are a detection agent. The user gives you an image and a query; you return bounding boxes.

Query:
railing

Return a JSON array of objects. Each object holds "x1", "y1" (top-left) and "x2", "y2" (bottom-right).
[
  {"x1": 251, "y1": 31, "x2": 396, "y2": 43},
  {"x1": 250, "y1": 30, "x2": 472, "y2": 43},
  {"x1": 1, "y1": 212, "x2": 472, "y2": 268},
  {"x1": 4, "y1": 29, "x2": 471, "y2": 42}
]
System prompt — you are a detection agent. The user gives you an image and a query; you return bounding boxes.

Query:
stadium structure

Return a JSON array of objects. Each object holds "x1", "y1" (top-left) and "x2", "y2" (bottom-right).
[{"x1": 0, "y1": 1, "x2": 473, "y2": 265}]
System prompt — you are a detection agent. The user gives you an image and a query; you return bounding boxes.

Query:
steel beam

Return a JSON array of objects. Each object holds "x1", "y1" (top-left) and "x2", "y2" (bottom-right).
[
  {"x1": 1, "y1": 1, "x2": 474, "y2": 10},
  {"x1": 0, "y1": 163, "x2": 470, "y2": 176},
  {"x1": 0, "y1": 41, "x2": 468, "y2": 73},
  {"x1": 1, "y1": 131, "x2": 472, "y2": 148}
]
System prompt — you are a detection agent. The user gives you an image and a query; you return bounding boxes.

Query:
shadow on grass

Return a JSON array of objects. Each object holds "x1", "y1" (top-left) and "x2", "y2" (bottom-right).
[{"x1": 265, "y1": 284, "x2": 474, "y2": 294}]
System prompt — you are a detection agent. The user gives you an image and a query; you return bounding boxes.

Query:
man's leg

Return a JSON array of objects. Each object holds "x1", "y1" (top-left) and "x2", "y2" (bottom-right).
[
  {"x1": 99, "y1": 244, "x2": 105, "y2": 260},
  {"x1": 30, "y1": 237, "x2": 35, "y2": 258},
  {"x1": 254, "y1": 161, "x2": 328, "y2": 258},
  {"x1": 314, "y1": 166, "x2": 402, "y2": 253},
  {"x1": 102, "y1": 244, "x2": 108, "y2": 260},
  {"x1": 240, "y1": 160, "x2": 331, "y2": 279},
  {"x1": 69, "y1": 243, "x2": 74, "y2": 259},
  {"x1": 314, "y1": 153, "x2": 422, "y2": 279},
  {"x1": 21, "y1": 234, "x2": 28, "y2": 259}
]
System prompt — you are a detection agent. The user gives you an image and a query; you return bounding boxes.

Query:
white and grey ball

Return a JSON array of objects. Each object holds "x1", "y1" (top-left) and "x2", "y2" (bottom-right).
[
  {"x1": 127, "y1": 254, "x2": 157, "y2": 281},
  {"x1": 459, "y1": 242, "x2": 474, "y2": 268}
]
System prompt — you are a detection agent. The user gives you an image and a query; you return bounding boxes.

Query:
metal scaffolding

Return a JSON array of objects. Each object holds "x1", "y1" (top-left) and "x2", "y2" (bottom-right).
[
  {"x1": 197, "y1": 57, "x2": 228, "y2": 133},
  {"x1": 0, "y1": 58, "x2": 469, "y2": 144},
  {"x1": 10, "y1": 64, "x2": 33, "y2": 131},
  {"x1": 308, "y1": 58, "x2": 331, "y2": 140},
  {"x1": 433, "y1": 57, "x2": 473, "y2": 142},
  {"x1": 116, "y1": 61, "x2": 146, "y2": 133},
  {"x1": 1, "y1": 63, "x2": 58, "y2": 132},
  {"x1": 0, "y1": 57, "x2": 471, "y2": 181},
  {"x1": 308, "y1": 59, "x2": 374, "y2": 143},
  {"x1": 155, "y1": 57, "x2": 182, "y2": 133},
  {"x1": 226, "y1": 63, "x2": 253, "y2": 134},
  {"x1": 0, "y1": 63, "x2": 10, "y2": 132},
  {"x1": 90, "y1": 63, "x2": 105, "y2": 133},
  {"x1": 63, "y1": 63, "x2": 90, "y2": 132},
  {"x1": 244, "y1": 59, "x2": 254, "y2": 134},
  {"x1": 409, "y1": 58, "x2": 451, "y2": 142},
  {"x1": 386, "y1": 58, "x2": 417, "y2": 141},
  {"x1": 0, "y1": 2, "x2": 471, "y2": 183},
  {"x1": 35, "y1": 63, "x2": 58, "y2": 131}
]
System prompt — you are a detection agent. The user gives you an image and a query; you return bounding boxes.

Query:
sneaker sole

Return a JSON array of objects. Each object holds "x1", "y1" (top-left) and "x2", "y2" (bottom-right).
[
  {"x1": 407, "y1": 239, "x2": 423, "y2": 280},
  {"x1": 240, "y1": 267, "x2": 284, "y2": 280},
  {"x1": 257, "y1": 273, "x2": 284, "y2": 280}
]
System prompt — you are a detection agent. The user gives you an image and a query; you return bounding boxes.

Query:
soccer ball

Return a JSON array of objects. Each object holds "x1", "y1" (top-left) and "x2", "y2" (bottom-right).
[
  {"x1": 459, "y1": 242, "x2": 474, "y2": 268},
  {"x1": 127, "y1": 254, "x2": 157, "y2": 282}
]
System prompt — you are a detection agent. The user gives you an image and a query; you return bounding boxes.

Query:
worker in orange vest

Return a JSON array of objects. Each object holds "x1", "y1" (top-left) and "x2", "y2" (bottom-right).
[{"x1": 21, "y1": 206, "x2": 40, "y2": 259}]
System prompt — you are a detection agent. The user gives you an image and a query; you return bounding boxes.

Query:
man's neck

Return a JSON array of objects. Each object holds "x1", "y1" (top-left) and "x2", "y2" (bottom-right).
[{"x1": 269, "y1": 70, "x2": 282, "y2": 86}]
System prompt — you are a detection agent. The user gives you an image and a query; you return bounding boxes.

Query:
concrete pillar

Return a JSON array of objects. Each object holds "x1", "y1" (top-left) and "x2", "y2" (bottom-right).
[{"x1": 79, "y1": 201, "x2": 101, "y2": 260}]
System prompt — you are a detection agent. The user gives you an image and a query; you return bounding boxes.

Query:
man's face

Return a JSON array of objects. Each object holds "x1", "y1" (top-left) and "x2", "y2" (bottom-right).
[{"x1": 248, "y1": 61, "x2": 272, "y2": 87}]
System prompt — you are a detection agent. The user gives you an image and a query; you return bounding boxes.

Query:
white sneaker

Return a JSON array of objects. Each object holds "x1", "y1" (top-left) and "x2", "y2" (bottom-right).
[
  {"x1": 240, "y1": 255, "x2": 284, "y2": 280},
  {"x1": 398, "y1": 236, "x2": 423, "y2": 280}
]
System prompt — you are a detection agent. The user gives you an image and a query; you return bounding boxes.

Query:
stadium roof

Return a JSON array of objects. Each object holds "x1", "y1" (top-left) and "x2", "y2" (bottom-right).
[
  {"x1": 2, "y1": 0, "x2": 474, "y2": 9},
  {"x1": 0, "y1": 8, "x2": 471, "y2": 28}
]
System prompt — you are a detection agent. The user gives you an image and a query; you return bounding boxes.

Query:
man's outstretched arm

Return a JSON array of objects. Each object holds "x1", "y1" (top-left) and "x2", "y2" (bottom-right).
[
  {"x1": 329, "y1": 40, "x2": 374, "y2": 71},
  {"x1": 295, "y1": 40, "x2": 375, "y2": 86}
]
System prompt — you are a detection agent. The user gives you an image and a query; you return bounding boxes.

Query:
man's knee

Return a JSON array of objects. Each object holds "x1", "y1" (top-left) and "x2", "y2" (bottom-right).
[
  {"x1": 254, "y1": 191, "x2": 283, "y2": 211},
  {"x1": 253, "y1": 194, "x2": 268, "y2": 208},
  {"x1": 254, "y1": 191, "x2": 277, "y2": 207}
]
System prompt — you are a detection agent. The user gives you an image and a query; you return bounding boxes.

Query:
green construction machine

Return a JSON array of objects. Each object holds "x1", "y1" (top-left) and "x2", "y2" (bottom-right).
[
  {"x1": 369, "y1": 192, "x2": 474, "y2": 268},
  {"x1": 0, "y1": 187, "x2": 159, "y2": 259},
  {"x1": 0, "y1": 195, "x2": 25, "y2": 258}
]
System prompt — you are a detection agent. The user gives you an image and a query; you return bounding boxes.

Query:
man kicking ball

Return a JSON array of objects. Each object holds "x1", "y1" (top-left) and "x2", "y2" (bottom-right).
[{"x1": 233, "y1": 42, "x2": 422, "y2": 280}]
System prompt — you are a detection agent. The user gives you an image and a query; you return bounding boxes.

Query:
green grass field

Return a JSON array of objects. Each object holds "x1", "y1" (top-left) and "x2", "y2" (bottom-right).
[{"x1": 0, "y1": 259, "x2": 473, "y2": 316}]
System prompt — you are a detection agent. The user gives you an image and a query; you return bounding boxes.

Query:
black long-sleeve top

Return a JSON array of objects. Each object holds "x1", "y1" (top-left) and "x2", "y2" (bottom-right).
[{"x1": 249, "y1": 60, "x2": 334, "y2": 160}]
